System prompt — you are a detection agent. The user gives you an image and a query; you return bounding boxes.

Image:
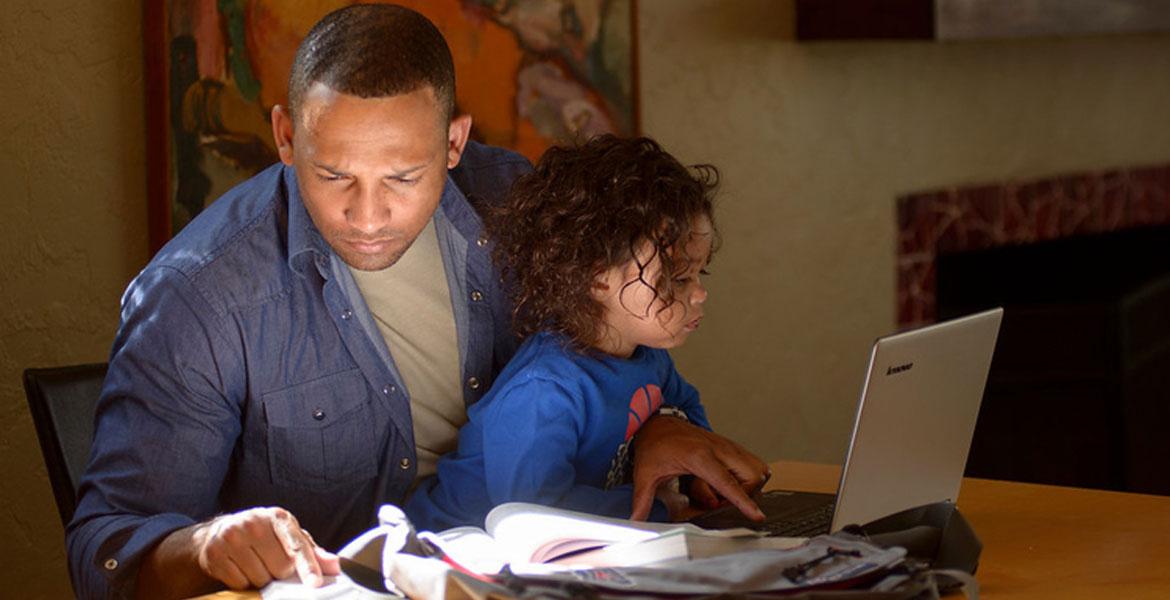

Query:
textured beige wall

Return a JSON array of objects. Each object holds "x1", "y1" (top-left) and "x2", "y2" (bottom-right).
[
  {"x1": 642, "y1": 0, "x2": 1170, "y2": 463},
  {"x1": 0, "y1": 0, "x2": 147, "y2": 597}
]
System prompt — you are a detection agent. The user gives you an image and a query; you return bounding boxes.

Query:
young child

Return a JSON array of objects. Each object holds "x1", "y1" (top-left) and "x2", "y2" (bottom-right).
[{"x1": 406, "y1": 135, "x2": 730, "y2": 531}]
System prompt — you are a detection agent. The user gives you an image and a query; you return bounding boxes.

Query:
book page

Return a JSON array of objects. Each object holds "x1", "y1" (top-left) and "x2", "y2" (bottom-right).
[
  {"x1": 418, "y1": 526, "x2": 506, "y2": 575},
  {"x1": 260, "y1": 574, "x2": 397, "y2": 600},
  {"x1": 552, "y1": 529, "x2": 807, "y2": 569},
  {"x1": 260, "y1": 577, "x2": 349, "y2": 600},
  {"x1": 484, "y1": 502, "x2": 762, "y2": 567},
  {"x1": 486, "y1": 503, "x2": 660, "y2": 566}
]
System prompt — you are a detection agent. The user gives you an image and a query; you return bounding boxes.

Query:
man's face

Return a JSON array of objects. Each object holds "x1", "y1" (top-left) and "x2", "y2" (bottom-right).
[{"x1": 275, "y1": 83, "x2": 467, "y2": 271}]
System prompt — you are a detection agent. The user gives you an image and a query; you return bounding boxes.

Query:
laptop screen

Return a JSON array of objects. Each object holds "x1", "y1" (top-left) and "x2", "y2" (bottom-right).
[{"x1": 831, "y1": 308, "x2": 1003, "y2": 529}]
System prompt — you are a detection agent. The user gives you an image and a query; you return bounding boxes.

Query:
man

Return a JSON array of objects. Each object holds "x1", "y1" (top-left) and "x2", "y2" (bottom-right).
[{"x1": 67, "y1": 5, "x2": 767, "y2": 599}]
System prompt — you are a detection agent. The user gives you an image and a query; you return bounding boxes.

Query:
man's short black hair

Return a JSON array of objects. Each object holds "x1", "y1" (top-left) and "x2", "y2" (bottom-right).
[{"x1": 288, "y1": 3, "x2": 455, "y2": 123}]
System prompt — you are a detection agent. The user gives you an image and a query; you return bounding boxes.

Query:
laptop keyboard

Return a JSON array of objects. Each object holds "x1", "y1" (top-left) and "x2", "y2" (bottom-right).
[
  {"x1": 689, "y1": 490, "x2": 837, "y2": 536},
  {"x1": 758, "y1": 502, "x2": 834, "y2": 537}
]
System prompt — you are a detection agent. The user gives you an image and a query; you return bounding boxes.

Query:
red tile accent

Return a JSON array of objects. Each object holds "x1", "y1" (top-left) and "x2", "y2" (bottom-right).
[{"x1": 895, "y1": 164, "x2": 1170, "y2": 325}]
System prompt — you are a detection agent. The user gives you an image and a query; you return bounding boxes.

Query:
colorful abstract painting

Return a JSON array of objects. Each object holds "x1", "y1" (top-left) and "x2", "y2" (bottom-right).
[{"x1": 146, "y1": 0, "x2": 636, "y2": 248}]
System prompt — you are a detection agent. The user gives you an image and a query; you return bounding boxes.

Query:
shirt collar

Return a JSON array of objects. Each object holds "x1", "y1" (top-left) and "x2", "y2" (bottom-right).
[
  {"x1": 436, "y1": 172, "x2": 485, "y2": 243},
  {"x1": 285, "y1": 165, "x2": 333, "y2": 278}
]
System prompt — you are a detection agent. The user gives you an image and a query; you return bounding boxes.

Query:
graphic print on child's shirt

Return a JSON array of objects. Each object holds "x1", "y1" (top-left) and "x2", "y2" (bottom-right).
[{"x1": 605, "y1": 383, "x2": 664, "y2": 488}]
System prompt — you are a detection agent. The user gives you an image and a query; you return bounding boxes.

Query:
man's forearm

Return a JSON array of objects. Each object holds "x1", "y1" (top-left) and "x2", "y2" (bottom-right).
[{"x1": 135, "y1": 523, "x2": 218, "y2": 600}]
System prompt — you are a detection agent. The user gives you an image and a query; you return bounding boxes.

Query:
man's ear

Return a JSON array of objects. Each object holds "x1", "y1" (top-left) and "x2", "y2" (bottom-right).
[
  {"x1": 445, "y1": 113, "x2": 473, "y2": 169},
  {"x1": 271, "y1": 105, "x2": 295, "y2": 165}
]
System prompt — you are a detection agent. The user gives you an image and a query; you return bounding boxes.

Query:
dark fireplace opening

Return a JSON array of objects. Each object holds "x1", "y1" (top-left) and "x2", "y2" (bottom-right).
[{"x1": 937, "y1": 224, "x2": 1170, "y2": 495}]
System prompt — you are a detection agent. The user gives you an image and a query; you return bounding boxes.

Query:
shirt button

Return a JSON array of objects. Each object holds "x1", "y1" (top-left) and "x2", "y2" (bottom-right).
[
  {"x1": 467, "y1": 376, "x2": 481, "y2": 390},
  {"x1": 341, "y1": 309, "x2": 353, "y2": 320},
  {"x1": 470, "y1": 290, "x2": 483, "y2": 302},
  {"x1": 382, "y1": 384, "x2": 396, "y2": 395},
  {"x1": 399, "y1": 458, "x2": 411, "y2": 470},
  {"x1": 104, "y1": 558, "x2": 118, "y2": 571},
  {"x1": 476, "y1": 235, "x2": 488, "y2": 247},
  {"x1": 312, "y1": 408, "x2": 325, "y2": 421}
]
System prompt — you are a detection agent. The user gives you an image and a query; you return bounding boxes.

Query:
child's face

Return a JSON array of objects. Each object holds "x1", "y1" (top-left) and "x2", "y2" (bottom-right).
[{"x1": 593, "y1": 215, "x2": 714, "y2": 357}]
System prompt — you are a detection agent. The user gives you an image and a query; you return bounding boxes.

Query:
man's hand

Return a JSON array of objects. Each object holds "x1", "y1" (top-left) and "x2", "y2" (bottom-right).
[
  {"x1": 136, "y1": 507, "x2": 340, "y2": 599},
  {"x1": 647, "y1": 476, "x2": 693, "y2": 522},
  {"x1": 629, "y1": 415, "x2": 769, "y2": 522},
  {"x1": 193, "y1": 507, "x2": 340, "y2": 589}
]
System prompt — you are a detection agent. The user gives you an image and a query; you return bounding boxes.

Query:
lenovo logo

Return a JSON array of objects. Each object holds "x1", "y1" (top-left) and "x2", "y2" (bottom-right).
[{"x1": 886, "y1": 362, "x2": 913, "y2": 375}]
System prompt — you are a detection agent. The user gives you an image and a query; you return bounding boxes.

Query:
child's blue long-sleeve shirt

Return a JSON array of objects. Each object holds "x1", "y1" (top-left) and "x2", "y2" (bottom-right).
[{"x1": 405, "y1": 332, "x2": 710, "y2": 531}]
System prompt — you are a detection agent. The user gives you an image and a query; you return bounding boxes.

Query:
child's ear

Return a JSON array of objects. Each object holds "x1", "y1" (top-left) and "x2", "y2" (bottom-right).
[{"x1": 591, "y1": 270, "x2": 613, "y2": 300}]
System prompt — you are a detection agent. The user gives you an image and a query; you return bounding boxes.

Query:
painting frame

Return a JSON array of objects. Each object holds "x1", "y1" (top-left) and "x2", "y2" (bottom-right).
[{"x1": 143, "y1": 0, "x2": 640, "y2": 254}]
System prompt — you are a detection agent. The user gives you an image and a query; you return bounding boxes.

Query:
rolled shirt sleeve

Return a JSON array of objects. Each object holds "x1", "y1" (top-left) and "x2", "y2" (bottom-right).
[{"x1": 67, "y1": 266, "x2": 244, "y2": 599}]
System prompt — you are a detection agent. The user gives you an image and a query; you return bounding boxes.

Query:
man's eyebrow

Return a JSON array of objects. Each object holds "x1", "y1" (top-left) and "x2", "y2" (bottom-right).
[
  {"x1": 386, "y1": 163, "x2": 429, "y2": 178},
  {"x1": 312, "y1": 162, "x2": 349, "y2": 177},
  {"x1": 309, "y1": 162, "x2": 430, "y2": 178}
]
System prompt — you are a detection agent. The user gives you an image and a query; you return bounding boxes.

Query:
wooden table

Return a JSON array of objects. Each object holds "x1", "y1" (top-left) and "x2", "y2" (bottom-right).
[
  {"x1": 195, "y1": 460, "x2": 1170, "y2": 599},
  {"x1": 770, "y1": 460, "x2": 1170, "y2": 599}
]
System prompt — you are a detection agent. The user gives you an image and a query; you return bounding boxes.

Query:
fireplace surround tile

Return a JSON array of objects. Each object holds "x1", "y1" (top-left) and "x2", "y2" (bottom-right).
[{"x1": 896, "y1": 163, "x2": 1170, "y2": 326}]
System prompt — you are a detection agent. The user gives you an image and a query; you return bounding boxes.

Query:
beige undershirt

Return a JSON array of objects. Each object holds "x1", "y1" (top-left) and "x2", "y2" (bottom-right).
[{"x1": 349, "y1": 219, "x2": 464, "y2": 480}]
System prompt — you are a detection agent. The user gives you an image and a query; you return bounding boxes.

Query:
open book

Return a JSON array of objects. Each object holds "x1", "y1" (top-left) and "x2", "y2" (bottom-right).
[
  {"x1": 424, "y1": 502, "x2": 804, "y2": 575},
  {"x1": 261, "y1": 503, "x2": 806, "y2": 598}
]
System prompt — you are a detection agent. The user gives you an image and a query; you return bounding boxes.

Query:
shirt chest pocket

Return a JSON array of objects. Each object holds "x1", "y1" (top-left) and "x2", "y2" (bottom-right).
[{"x1": 262, "y1": 370, "x2": 378, "y2": 491}]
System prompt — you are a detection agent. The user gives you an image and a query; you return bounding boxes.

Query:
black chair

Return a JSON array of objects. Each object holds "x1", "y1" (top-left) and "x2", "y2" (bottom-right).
[{"x1": 22, "y1": 363, "x2": 107, "y2": 526}]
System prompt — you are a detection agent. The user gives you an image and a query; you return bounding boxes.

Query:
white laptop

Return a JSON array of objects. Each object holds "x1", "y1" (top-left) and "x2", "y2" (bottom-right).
[{"x1": 690, "y1": 307, "x2": 1003, "y2": 535}]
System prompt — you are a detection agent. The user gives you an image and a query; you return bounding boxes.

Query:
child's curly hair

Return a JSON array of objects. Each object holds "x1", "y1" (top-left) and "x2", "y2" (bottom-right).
[{"x1": 484, "y1": 134, "x2": 720, "y2": 350}]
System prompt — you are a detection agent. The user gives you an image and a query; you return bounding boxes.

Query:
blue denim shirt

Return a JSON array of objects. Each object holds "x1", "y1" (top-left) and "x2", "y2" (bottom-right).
[{"x1": 66, "y1": 142, "x2": 530, "y2": 599}]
